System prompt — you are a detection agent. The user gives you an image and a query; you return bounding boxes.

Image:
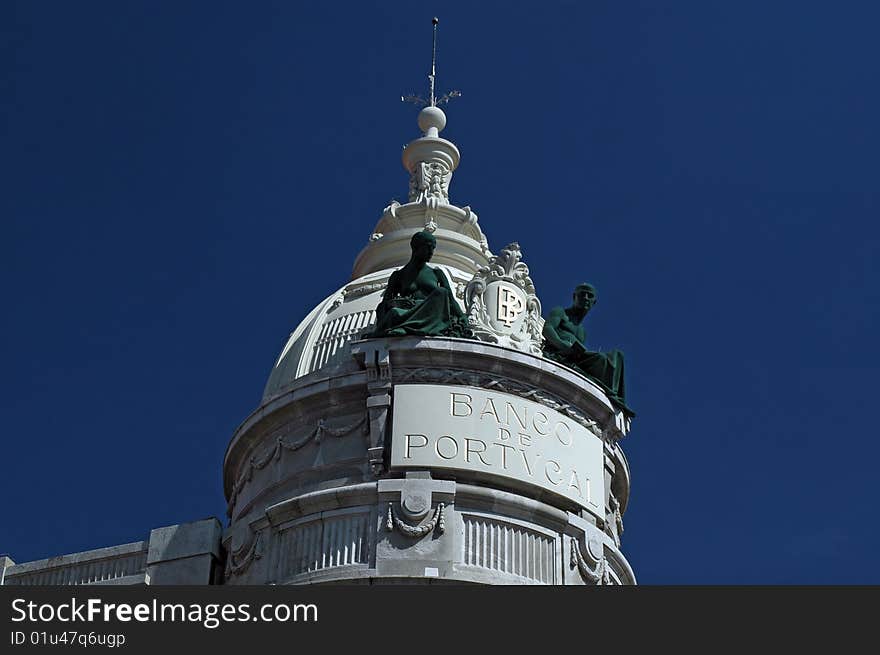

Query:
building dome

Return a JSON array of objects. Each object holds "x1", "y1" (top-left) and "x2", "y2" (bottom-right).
[
  {"x1": 261, "y1": 272, "x2": 383, "y2": 403},
  {"x1": 263, "y1": 264, "x2": 475, "y2": 402},
  {"x1": 261, "y1": 104, "x2": 491, "y2": 403}
]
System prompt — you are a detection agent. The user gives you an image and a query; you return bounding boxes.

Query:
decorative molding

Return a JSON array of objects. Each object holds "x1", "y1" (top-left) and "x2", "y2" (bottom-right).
[
  {"x1": 606, "y1": 493, "x2": 624, "y2": 547},
  {"x1": 307, "y1": 310, "x2": 376, "y2": 374},
  {"x1": 465, "y1": 243, "x2": 544, "y2": 356},
  {"x1": 460, "y1": 205, "x2": 478, "y2": 231},
  {"x1": 362, "y1": 344, "x2": 392, "y2": 475},
  {"x1": 330, "y1": 280, "x2": 388, "y2": 311},
  {"x1": 570, "y1": 536, "x2": 611, "y2": 585},
  {"x1": 393, "y1": 367, "x2": 605, "y2": 439},
  {"x1": 462, "y1": 207, "x2": 490, "y2": 255},
  {"x1": 3, "y1": 549, "x2": 148, "y2": 586},
  {"x1": 343, "y1": 281, "x2": 387, "y2": 301},
  {"x1": 462, "y1": 514, "x2": 556, "y2": 583},
  {"x1": 385, "y1": 200, "x2": 400, "y2": 220},
  {"x1": 227, "y1": 416, "x2": 368, "y2": 517},
  {"x1": 226, "y1": 530, "x2": 263, "y2": 579},
  {"x1": 409, "y1": 161, "x2": 451, "y2": 205},
  {"x1": 385, "y1": 503, "x2": 445, "y2": 538},
  {"x1": 271, "y1": 511, "x2": 371, "y2": 582}
]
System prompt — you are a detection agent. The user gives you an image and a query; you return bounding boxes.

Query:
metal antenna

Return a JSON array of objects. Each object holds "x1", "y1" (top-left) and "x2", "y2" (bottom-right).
[
  {"x1": 401, "y1": 17, "x2": 461, "y2": 108},
  {"x1": 428, "y1": 17, "x2": 438, "y2": 106}
]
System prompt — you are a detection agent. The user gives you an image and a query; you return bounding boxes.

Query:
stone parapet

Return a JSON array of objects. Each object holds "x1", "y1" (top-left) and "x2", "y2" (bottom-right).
[
  {"x1": 1, "y1": 542, "x2": 148, "y2": 586},
  {"x1": 2, "y1": 518, "x2": 224, "y2": 586}
]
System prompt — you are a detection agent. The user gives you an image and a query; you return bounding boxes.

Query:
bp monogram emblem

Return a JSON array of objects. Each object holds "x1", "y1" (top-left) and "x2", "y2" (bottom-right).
[
  {"x1": 496, "y1": 285, "x2": 526, "y2": 327},
  {"x1": 486, "y1": 282, "x2": 527, "y2": 332},
  {"x1": 464, "y1": 243, "x2": 544, "y2": 355}
]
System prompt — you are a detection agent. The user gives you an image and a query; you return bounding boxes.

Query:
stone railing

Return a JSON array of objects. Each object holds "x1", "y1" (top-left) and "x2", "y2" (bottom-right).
[
  {"x1": 2, "y1": 518, "x2": 223, "y2": 586},
  {"x1": 2, "y1": 541, "x2": 148, "y2": 586}
]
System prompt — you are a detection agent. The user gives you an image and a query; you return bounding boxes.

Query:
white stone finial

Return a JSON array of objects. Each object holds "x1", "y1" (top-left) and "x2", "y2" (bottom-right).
[
  {"x1": 418, "y1": 106, "x2": 446, "y2": 137},
  {"x1": 399, "y1": 19, "x2": 460, "y2": 203}
]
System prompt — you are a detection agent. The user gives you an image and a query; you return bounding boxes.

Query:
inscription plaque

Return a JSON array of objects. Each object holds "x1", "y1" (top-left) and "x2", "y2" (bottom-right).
[{"x1": 390, "y1": 384, "x2": 604, "y2": 514}]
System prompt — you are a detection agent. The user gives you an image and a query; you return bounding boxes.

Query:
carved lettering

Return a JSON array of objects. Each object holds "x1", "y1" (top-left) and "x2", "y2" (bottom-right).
[
  {"x1": 436, "y1": 435, "x2": 458, "y2": 460},
  {"x1": 544, "y1": 460, "x2": 563, "y2": 485},
  {"x1": 465, "y1": 438, "x2": 491, "y2": 466},
  {"x1": 505, "y1": 402, "x2": 528, "y2": 430},
  {"x1": 451, "y1": 393, "x2": 473, "y2": 417},
  {"x1": 586, "y1": 478, "x2": 596, "y2": 508},
  {"x1": 392, "y1": 385, "x2": 605, "y2": 515},
  {"x1": 554, "y1": 420, "x2": 572, "y2": 446},
  {"x1": 494, "y1": 442, "x2": 516, "y2": 469},
  {"x1": 480, "y1": 397, "x2": 500, "y2": 422},
  {"x1": 405, "y1": 434, "x2": 428, "y2": 458},
  {"x1": 568, "y1": 469, "x2": 584, "y2": 498},
  {"x1": 496, "y1": 285, "x2": 525, "y2": 327},
  {"x1": 532, "y1": 411, "x2": 550, "y2": 435}
]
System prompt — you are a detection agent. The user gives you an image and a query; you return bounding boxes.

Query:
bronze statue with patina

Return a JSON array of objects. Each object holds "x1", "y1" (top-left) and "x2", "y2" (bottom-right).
[
  {"x1": 543, "y1": 283, "x2": 633, "y2": 417},
  {"x1": 367, "y1": 230, "x2": 472, "y2": 338}
]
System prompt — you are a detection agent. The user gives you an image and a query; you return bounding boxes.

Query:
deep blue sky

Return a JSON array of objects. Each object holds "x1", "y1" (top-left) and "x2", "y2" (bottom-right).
[{"x1": 2, "y1": 1, "x2": 878, "y2": 584}]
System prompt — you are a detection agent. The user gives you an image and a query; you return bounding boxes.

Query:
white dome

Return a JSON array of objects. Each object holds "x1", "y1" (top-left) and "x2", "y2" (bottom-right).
[
  {"x1": 261, "y1": 265, "x2": 473, "y2": 403},
  {"x1": 262, "y1": 105, "x2": 491, "y2": 403}
]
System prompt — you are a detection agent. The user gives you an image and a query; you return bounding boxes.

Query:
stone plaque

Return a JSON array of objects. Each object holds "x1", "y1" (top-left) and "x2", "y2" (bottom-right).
[{"x1": 391, "y1": 384, "x2": 604, "y2": 514}]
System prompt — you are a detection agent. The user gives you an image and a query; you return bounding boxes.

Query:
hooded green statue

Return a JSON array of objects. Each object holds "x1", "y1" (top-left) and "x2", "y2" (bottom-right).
[
  {"x1": 543, "y1": 283, "x2": 633, "y2": 417},
  {"x1": 367, "y1": 230, "x2": 472, "y2": 338}
]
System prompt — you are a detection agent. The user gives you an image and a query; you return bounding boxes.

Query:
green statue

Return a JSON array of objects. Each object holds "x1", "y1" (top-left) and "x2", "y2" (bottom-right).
[
  {"x1": 543, "y1": 283, "x2": 633, "y2": 417},
  {"x1": 368, "y1": 230, "x2": 472, "y2": 338}
]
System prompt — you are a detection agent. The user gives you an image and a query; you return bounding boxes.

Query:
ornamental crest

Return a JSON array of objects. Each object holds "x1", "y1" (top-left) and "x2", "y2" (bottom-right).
[
  {"x1": 464, "y1": 242, "x2": 544, "y2": 355},
  {"x1": 409, "y1": 161, "x2": 451, "y2": 204}
]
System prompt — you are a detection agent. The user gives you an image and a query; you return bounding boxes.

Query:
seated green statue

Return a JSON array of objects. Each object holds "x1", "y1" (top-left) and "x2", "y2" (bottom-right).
[
  {"x1": 367, "y1": 230, "x2": 472, "y2": 338},
  {"x1": 543, "y1": 283, "x2": 634, "y2": 417}
]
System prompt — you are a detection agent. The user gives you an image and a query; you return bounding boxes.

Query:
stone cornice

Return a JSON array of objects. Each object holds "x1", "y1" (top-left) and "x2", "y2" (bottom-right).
[{"x1": 356, "y1": 337, "x2": 628, "y2": 436}]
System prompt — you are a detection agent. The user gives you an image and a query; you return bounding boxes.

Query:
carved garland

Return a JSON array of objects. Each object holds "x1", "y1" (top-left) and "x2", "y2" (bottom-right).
[
  {"x1": 343, "y1": 281, "x2": 388, "y2": 301},
  {"x1": 569, "y1": 537, "x2": 612, "y2": 586},
  {"x1": 227, "y1": 416, "x2": 368, "y2": 517},
  {"x1": 385, "y1": 503, "x2": 446, "y2": 538},
  {"x1": 607, "y1": 493, "x2": 624, "y2": 547},
  {"x1": 226, "y1": 530, "x2": 264, "y2": 579},
  {"x1": 393, "y1": 367, "x2": 606, "y2": 440},
  {"x1": 330, "y1": 281, "x2": 389, "y2": 311}
]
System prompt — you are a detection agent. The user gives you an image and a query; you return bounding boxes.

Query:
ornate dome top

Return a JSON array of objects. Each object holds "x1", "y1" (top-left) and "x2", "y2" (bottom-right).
[{"x1": 262, "y1": 44, "x2": 494, "y2": 402}]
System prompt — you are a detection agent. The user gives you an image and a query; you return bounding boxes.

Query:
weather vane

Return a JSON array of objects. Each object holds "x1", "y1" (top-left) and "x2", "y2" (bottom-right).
[{"x1": 401, "y1": 17, "x2": 461, "y2": 108}]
